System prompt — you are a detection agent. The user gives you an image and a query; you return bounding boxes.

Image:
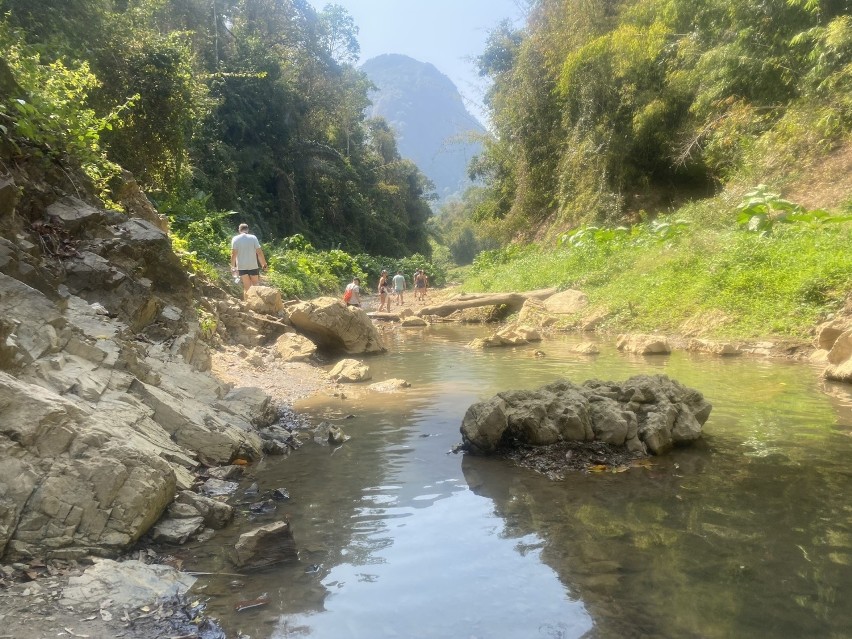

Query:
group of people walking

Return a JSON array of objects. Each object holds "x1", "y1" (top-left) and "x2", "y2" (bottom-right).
[
  {"x1": 375, "y1": 269, "x2": 428, "y2": 311},
  {"x1": 346, "y1": 268, "x2": 429, "y2": 311},
  {"x1": 229, "y1": 223, "x2": 430, "y2": 311}
]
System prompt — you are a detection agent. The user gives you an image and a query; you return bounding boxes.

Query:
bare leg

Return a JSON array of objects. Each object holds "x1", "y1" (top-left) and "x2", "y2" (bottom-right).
[
  {"x1": 241, "y1": 274, "x2": 260, "y2": 300},
  {"x1": 240, "y1": 274, "x2": 252, "y2": 300}
]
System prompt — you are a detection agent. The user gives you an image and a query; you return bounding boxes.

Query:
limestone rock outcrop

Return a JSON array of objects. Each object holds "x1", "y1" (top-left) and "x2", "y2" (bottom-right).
[
  {"x1": 825, "y1": 328, "x2": 852, "y2": 383},
  {"x1": 468, "y1": 323, "x2": 541, "y2": 349},
  {"x1": 329, "y1": 358, "x2": 372, "y2": 383},
  {"x1": 814, "y1": 316, "x2": 852, "y2": 383},
  {"x1": 0, "y1": 189, "x2": 276, "y2": 560},
  {"x1": 518, "y1": 289, "x2": 590, "y2": 328},
  {"x1": 245, "y1": 285, "x2": 284, "y2": 315},
  {"x1": 460, "y1": 374, "x2": 712, "y2": 456},
  {"x1": 543, "y1": 289, "x2": 589, "y2": 314},
  {"x1": 288, "y1": 297, "x2": 385, "y2": 355},
  {"x1": 233, "y1": 521, "x2": 297, "y2": 568},
  {"x1": 686, "y1": 338, "x2": 741, "y2": 356},
  {"x1": 274, "y1": 331, "x2": 317, "y2": 362},
  {"x1": 616, "y1": 333, "x2": 672, "y2": 355}
]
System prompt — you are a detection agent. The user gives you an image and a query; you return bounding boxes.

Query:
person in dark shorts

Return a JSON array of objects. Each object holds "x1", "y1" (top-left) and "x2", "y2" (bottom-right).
[
  {"x1": 414, "y1": 269, "x2": 428, "y2": 301},
  {"x1": 230, "y1": 223, "x2": 268, "y2": 299},
  {"x1": 378, "y1": 270, "x2": 391, "y2": 311}
]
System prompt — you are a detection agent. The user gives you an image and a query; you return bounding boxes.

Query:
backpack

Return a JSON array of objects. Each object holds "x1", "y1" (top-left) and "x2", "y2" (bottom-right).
[{"x1": 343, "y1": 288, "x2": 353, "y2": 303}]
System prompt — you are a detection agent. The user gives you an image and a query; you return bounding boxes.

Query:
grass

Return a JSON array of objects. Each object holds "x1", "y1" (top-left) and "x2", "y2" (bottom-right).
[{"x1": 459, "y1": 205, "x2": 852, "y2": 340}]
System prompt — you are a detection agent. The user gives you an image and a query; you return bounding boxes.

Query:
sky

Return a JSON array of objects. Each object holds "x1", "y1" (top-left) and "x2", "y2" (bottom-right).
[{"x1": 305, "y1": 0, "x2": 529, "y2": 125}]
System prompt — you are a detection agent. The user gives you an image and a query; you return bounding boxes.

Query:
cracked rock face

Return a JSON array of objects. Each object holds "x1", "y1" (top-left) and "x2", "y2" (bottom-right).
[
  {"x1": 0, "y1": 194, "x2": 275, "y2": 561},
  {"x1": 288, "y1": 297, "x2": 385, "y2": 355},
  {"x1": 460, "y1": 374, "x2": 712, "y2": 456}
]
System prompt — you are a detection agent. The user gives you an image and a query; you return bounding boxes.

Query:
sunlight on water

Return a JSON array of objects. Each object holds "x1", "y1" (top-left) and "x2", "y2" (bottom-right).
[{"x1": 190, "y1": 325, "x2": 852, "y2": 639}]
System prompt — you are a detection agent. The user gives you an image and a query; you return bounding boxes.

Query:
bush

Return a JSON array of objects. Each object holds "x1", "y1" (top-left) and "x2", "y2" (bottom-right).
[
  {"x1": 0, "y1": 22, "x2": 131, "y2": 203},
  {"x1": 155, "y1": 191, "x2": 232, "y2": 265}
]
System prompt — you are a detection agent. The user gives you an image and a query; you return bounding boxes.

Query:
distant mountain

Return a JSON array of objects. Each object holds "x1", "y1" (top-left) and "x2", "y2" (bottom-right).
[{"x1": 360, "y1": 54, "x2": 485, "y2": 203}]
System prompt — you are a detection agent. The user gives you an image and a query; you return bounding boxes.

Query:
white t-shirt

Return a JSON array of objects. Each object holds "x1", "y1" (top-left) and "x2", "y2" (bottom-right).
[
  {"x1": 392, "y1": 274, "x2": 405, "y2": 292},
  {"x1": 231, "y1": 233, "x2": 260, "y2": 270},
  {"x1": 345, "y1": 282, "x2": 361, "y2": 305}
]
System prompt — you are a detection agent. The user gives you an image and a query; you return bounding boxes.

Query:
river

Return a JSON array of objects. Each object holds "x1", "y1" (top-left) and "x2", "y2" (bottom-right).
[{"x1": 187, "y1": 325, "x2": 852, "y2": 638}]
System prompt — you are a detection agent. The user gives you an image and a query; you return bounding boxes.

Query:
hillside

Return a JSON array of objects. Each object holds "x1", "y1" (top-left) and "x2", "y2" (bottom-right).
[{"x1": 361, "y1": 54, "x2": 485, "y2": 202}]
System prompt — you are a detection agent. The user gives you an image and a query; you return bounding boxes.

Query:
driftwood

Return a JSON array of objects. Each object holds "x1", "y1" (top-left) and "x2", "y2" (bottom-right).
[{"x1": 416, "y1": 288, "x2": 558, "y2": 318}]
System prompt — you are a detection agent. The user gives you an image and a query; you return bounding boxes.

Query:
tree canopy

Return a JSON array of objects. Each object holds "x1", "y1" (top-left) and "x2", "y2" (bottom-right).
[
  {"x1": 0, "y1": 0, "x2": 433, "y2": 257},
  {"x1": 470, "y1": 0, "x2": 852, "y2": 241}
]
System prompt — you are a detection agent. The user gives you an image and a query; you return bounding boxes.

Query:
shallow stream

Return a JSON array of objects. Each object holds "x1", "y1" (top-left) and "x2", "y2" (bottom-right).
[{"x1": 187, "y1": 325, "x2": 852, "y2": 638}]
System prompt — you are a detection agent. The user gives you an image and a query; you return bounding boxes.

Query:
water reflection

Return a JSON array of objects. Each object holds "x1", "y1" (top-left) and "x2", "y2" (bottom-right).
[{"x1": 189, "y1": 326, "x2": 852, "y2": 639}]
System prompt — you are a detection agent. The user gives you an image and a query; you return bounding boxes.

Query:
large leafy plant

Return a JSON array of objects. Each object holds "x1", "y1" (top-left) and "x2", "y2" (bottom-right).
[
  {"x1": 735, "y1": 185, "x2": 852, "y2": 233},
  {"x1": 0, "y1": 22, "x2": 134, "y2": 203}
]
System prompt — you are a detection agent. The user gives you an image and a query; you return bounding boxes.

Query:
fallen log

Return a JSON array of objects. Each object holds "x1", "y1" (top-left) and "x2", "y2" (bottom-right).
[{"x1": 416, "y1": 287, "x2": 558, "y2": 318}]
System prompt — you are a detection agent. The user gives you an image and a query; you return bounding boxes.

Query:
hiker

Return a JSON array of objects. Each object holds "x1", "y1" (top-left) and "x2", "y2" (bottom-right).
[
  {"x1": 344, "y1": 277, "x2": 362, "y2": 307},
  {"x1": 414, "y1": 269, "x2": 428, "y2": 301},
  {"x1": 378, "y1": 270, "x2": 391, "y2": 311},
  {"x1": 230, "y1": 223, "x2": 267, "y2": 299},
  {"x1": 392, "y1": 270, "x2": 406, "y2": 305}
]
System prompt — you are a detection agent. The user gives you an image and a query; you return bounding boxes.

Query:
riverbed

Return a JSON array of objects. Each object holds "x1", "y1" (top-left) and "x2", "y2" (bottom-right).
[{"x1": 188, "y1": 324, "x2": 852, "y2": 638}]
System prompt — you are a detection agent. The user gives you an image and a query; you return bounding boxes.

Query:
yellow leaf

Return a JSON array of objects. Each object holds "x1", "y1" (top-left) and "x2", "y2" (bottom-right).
[{"x1": 589, "y1": 464, "x2": 608, "y2": 472}]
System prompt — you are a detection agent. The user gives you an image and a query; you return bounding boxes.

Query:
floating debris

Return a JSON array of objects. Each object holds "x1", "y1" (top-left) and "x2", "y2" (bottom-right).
[{"x1": 235, "y1": 593, "x2": 270, "y2": 612}]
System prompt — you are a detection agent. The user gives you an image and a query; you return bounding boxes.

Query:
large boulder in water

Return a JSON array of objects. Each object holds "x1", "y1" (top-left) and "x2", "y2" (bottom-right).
[
  {"x1": 616, "y1": 334, "x2": 671, "y2": 355},
  {"x1": 288, "y1": 297, "x2": 385, "y2": 355},
  {"x1": 825, "y1": 328, "x2": 852, "y2": 383},
  {"x1": 460, "y1": 374, "x2": 712, "y2": 456}
]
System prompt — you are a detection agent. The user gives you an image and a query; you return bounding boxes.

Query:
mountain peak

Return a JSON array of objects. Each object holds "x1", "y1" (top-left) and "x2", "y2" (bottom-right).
[{"x1": 360, "y1": 55, "x2": 484, "y2": 202}]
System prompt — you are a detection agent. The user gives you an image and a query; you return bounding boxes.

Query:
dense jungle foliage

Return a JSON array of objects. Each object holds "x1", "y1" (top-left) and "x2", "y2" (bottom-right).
[
  {"x1": 2, "y1": 0, "x2": 851, "y2": 327},
  {"x1": 0, "y1": 0, "x2": 433, "y2": 274},
  {"x1": 436, "y1": 0, "x2": 852, "y2": 339},
  {"x1": 463, "y1": 0, "x2": 852, "y2": 241}
]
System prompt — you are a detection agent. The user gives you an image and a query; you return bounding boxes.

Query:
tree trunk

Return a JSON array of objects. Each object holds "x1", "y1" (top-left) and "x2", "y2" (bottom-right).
[{"x1": 416, "y1": 288, "x2": 559, "y2": 318}]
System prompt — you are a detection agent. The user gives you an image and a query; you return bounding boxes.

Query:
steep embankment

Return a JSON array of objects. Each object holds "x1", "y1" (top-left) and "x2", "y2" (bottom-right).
[{"x1": 0, "y1": 155, "x2": 287, "y2": 561}]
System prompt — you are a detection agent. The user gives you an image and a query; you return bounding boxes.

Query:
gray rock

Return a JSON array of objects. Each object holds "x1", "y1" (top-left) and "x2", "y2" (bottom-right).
[
  {"x1": 0, "y1": 177, "x2": 276, "y2": 562},
  {"x1": 175, "y1": 491, "x2": 234, "y2": 529},
  {"x1": 233, "y1": 521, "x2": 297, "y2": 568},
  {"x1": 825, "y1": 329, "x2": 852, "y2": 383},
  {"x1": 274, "y1": 331, "x2": 317, "y2": 362},
  {"x1": 367, "y1": 378, "x2": 411, "y2": 392},
  {"x1": 687, "y1": 338, "x2": 741, "y2": 356},
  {"x1": 0, "y1": 274, "x2": 65, "y2": 367},
  {"x1": 329, "y1": 358, "x2": 371, "y2": 383},
  {"x1": 400, "y1": 316, "x2": 428, "y2": 327},
  {"x1": 216, "y1": 386, "x2": 278, "y2": 428},
  {"x1": 245, "y1": 285, "x2": 284, "y2": 315},
  {"x1": 46, "y1": 197, "x2": 105, "y2": 233},
  {"x1": 201, "y1": 479, "x2": 240, "y2": 497},
  {"x1": 312, "y1": 422, "x2": 350, "y2": 445},
  {"x1": 60, "y1": 559, "x2": 196, "y2": 611},
  {"x1": 150, "y1": 516, "x2": 205, "y2": 544},
  {"x1": 288, "y1": 297, "x2": 385, "y2": 355},
  {"x1": 616, "y1": 334, "x2": 671, "y2": 355},
  {"x1": 460, "y1": 374, "x2": 711, "y2": 456},
  {"x1": 207, "y1": 465, "x2": 245, "y2": 481}
]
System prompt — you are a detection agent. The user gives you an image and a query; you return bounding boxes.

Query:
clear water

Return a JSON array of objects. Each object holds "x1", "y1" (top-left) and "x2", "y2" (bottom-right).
[{"x1": 186, "y1": 325, "x2": 852, "y2": 639}]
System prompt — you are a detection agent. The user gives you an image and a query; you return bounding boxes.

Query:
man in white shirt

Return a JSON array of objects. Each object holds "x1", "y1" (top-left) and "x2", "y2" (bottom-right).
[
  {"x1": 344, "y1": 277, "x2": 362, "y2": 307},
  {"x1": 230, "y1": 223, "x2": 267, "y2": 299}
]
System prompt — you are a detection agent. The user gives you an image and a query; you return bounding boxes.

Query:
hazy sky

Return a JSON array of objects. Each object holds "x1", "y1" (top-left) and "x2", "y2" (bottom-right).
[{"x1": 305, "y1": 0, "x2": 528, "y2": 124}]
